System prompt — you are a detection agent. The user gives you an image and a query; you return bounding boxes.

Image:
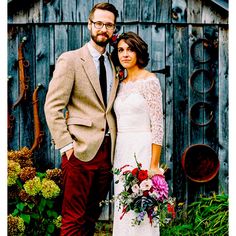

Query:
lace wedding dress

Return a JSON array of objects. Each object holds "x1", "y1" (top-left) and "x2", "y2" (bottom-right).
[{"x1": 112, "y1": 77, "x2": 164, "y2": 236}]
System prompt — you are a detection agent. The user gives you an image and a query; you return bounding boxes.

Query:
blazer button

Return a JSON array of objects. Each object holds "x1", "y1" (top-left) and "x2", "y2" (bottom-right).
[{"x1": 101, "y1": 128, "x2": 105, "y2": 131}]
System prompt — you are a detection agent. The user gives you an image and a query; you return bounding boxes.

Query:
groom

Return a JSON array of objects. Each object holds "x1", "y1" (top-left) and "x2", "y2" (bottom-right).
[{"x1": 44, "y1": 2, "x2": 119, "y2": 235}]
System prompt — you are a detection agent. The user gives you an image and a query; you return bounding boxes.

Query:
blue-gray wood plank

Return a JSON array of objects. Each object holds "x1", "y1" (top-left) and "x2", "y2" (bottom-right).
[
  {"x1": 35, "y1": 25, "x2": 52, "y2": 170},
  {"x1": 18, "y1": 26, "x2": 35, "y2": 150},
  {"x1": 173, "y1": 25, "x2": 189, "y2": 202},
  {"x1": 8, "y1": 26, "x2": 20, "y2": 150},
  {"x1": 218, "y1": 26, "x2": 228, "y2": 193},
  {"x1": 187, "y1": 26, "x2": 204, "y2": 202}
]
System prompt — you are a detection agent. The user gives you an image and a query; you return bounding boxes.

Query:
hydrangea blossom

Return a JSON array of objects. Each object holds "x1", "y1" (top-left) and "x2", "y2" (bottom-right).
[
  {"x1": 23, "y1": 176, "x2": 42, "y2": 196},
  {"x1": 41, "y1": 178, "x2": 60, "y2": 199},
  {"x1": 8, "y1": 160, "x2": 21, "y2": 186}
]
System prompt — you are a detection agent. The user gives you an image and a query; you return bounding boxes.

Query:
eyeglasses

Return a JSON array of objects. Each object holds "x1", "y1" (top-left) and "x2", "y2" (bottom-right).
[{"x1": 90, "y1": 19, "x2": 116, "y2": 30}]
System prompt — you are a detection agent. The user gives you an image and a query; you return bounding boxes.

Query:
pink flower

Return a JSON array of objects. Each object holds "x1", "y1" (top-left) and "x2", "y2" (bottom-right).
[
  {"x1": 131, "y1": 184, "x2": 140, "y2": 193},
  {"x1": 140, "y1": 179, "x2": 152, "y2": 191},
  {"x1": 151, "y1": 174, "x2": 168, "y2": 201}
]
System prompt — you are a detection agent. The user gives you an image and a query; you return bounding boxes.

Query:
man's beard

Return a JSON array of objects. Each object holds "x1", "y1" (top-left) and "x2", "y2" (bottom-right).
[{"x1": 91, "y1": 33, "x2": 110, "y2": 47}]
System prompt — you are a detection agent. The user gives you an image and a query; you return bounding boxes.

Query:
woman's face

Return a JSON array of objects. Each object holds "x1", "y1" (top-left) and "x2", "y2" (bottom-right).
[{"x1": 117, "y1": 39, "x2": 137, "y2": 69}]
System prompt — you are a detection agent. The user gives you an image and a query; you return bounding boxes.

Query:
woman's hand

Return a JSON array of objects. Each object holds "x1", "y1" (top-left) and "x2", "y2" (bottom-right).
[{"x1": 149, "y1": 166, "x2": 164, "y2": 177}]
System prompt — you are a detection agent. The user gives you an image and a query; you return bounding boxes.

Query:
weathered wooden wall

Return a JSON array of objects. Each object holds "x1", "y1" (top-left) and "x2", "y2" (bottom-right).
[{"x1": 8, "y1": 0, "x2": 228, "y2": 219}]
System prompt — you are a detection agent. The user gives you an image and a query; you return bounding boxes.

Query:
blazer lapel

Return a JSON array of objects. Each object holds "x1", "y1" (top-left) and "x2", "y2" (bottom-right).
[
  {"x1": 107, "y1": 56, "x2": 119, "y2": 110},
  {"x1": 80, "y1": 44, "x2": 104, "y2": 105}
]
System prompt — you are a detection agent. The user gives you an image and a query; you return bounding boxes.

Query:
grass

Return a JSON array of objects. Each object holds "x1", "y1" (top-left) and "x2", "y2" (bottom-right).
[{"x1": 95, "y1": 221, "x2": 112, "y2": 236}]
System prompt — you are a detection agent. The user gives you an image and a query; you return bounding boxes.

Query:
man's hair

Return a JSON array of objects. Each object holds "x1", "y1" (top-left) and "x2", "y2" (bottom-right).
[
  {"x1": 111, "y1": 32, "x2": 150, "y2": 69},
  {"x1": 89, "y1": 2, "x2": 119, "y2": 22}
]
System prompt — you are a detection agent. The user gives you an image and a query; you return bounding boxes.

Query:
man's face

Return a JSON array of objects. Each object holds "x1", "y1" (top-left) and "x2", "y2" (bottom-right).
[{"x1": 88, "y1": 9, "x2": 116, "y2": 47}]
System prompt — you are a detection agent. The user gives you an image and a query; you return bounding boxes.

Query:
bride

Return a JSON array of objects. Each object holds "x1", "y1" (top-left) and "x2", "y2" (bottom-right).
[{"x1": 111, "y1": 32, "x2": 164, "y2": 236}]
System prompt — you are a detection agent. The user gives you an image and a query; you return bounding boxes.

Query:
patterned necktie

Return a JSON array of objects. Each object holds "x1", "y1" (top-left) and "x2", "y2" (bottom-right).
[{"x1": 99, "y1": 55, "x2": 107, "y2": 106}]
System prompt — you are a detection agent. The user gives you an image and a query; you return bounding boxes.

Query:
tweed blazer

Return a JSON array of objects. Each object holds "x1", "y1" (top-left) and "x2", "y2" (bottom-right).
[{"x1": 44, "y1": 43, "x2": 119, "y2": 162}]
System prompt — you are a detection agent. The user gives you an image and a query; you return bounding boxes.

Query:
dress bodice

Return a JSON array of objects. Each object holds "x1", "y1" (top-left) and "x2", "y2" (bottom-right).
[{"x1": 114, "y1": 77, "x2": 164, "y2": 145}]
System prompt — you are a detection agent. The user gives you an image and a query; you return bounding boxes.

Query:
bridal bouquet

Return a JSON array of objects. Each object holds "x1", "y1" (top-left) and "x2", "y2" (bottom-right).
[{"x1": 113, "y1": 155, "x2": 175, "y2": 226}]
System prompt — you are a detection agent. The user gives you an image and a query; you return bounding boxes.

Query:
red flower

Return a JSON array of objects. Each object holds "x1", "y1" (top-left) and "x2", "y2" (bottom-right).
[
  {"x1": 131, "y1": 168, "x2": 139, "y2": 177},
  {"x1": 120, "y1": 164, "x2": 130, "y2": 171},
  {"x1": 143, "y1": 190, "x2": 149, "y2": 197},
  {"x1": 167, "y1": 203, "x2": 176, "y2": 218},
  {"x1": 119, "y1": 70, "x2": 124, "y2": 78},
  {"x1": 137, "y1": 170, "x2": 148, "y2": 181}
]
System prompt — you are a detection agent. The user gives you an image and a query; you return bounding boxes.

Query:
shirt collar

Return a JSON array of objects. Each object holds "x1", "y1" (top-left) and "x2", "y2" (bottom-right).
[{"x1": 87, "y1": 42, "x2": 108, "y2": 61}]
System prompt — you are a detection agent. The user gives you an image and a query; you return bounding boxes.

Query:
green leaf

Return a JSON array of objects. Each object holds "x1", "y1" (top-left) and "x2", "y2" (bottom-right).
[
  {"x1": 47, "y1": 223, "x2": 55, "y2": 233},
  {"x1": 16, "y1": 202, "x2": 25, "y2": 211},
  {"x1": 20, "y1": 213, "x2": 31, "y2": 224},
  {"x1": 46, "y1": 199, "x2": 54, "y2": 209},
  {"x1": 16, "y1": 178, "x2": 23, "y2": 188},
  {"x1": 39, "y1": 198, "x2": 47, "y2": 213},
  {"x1": 47, "y1": 210, "x2": 58, "y2": 218},
  {"x1": 27, "y1": 202, "x2": 35, "y2": 210},
  {"x1": 31, "y1": 213, "x2": 40, "y2": 219},
  {"x1": 36, "y1": 172, "x2": 46, "y2": 179},
  {"x1": 12, "y1": 208, "x2": 19, "y2": 216}
]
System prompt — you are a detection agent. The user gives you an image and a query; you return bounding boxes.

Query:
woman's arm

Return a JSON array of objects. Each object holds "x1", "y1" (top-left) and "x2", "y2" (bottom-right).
[
  {"x1": 141, "y1": 77, "x2": 164, "y2": 175},
  {"x1": 150, "y1": 144, "x2": 164, "y2": 175}
]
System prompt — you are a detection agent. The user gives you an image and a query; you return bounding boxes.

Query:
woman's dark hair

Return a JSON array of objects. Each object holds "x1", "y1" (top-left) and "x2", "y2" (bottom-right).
[
  {"x1": 89, "y1": 3, "x2": 119, "y2": 23},
  {"x1": 111, "y1": 32, "x2": 150, "y2": 69}
]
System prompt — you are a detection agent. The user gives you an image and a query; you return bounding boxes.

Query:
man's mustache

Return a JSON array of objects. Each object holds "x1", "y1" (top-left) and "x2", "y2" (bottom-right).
[{"x1": 97, "y1": 33, "x2": 109, "y2": 37}]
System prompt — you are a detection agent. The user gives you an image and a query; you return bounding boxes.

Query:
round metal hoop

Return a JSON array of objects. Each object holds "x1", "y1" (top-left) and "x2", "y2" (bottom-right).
[
  {"x1": 189, "y1": 69, "x2": 214, "y2": 94},
  {"x1": 190, "y1": 102, "x2": 213, "y2": 126},
  {"x1": 190, "y1": 38, "x2": 214, "y2": 63}
]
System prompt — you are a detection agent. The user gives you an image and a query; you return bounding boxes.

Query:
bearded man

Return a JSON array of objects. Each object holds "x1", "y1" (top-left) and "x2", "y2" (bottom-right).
[{"x1": 44, "y1": 3, "x2": 119, "y2": 235}]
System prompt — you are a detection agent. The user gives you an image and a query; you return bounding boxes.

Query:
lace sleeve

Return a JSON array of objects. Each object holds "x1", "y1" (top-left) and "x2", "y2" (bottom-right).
[{"x1": 141, "y1": 78, "x2": 164, "y2": 145}]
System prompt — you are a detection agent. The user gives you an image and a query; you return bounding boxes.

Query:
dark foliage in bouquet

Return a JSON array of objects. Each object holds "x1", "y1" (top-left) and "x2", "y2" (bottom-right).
[
  {"x1": 8, "y1": 147, "x2": 63, "y2": 236},
  {"x1": 113, "y1": 154, "x2": 176, "y2": 227}
]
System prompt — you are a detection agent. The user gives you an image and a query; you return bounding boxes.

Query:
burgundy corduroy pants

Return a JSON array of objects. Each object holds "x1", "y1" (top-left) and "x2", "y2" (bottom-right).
[{"x1": 60, "y1": 136, "x2": 112, "y2": 236}]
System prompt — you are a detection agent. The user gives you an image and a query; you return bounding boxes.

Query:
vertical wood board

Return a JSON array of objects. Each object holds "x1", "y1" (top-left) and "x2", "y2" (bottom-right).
[
  {"x1": 8, "y1": 26, "x2": 20, "y2": 150},
  {"x1": 218, "y1": 26, "x2": 228, "y2": 193},
  {"x1": 140, "y1": 0, "x2": 156, "y2": 22},
  {"x1": 35, "y1": 25, "x2": 52, "y2": 170},
  {"x1": 165, "y1": 24, "x2": 174, "y2": 194},
  {"x1": 18, "y1": 26, "x2": 35, "y2": 149},
  {"x1": 187, "y1": 0, "x2": 202, "y2": 23},
  {"x1": 60, "y1": 0, "x2": 77, "y2": 22},
  {"x1": 173, "y1": 25, "x2": 189, "y2": 201},
  {"x1": 156, "y1": 0, "x2": 171, "y2": 23},
  {"x1": 42, "y1": 0, "x2": 61, "y2": 23}
]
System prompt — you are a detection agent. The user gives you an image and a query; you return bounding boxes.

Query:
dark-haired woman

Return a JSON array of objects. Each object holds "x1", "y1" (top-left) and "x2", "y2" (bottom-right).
[{"x1": 111, "y1": 32, "x2": 164, "y2": 235}]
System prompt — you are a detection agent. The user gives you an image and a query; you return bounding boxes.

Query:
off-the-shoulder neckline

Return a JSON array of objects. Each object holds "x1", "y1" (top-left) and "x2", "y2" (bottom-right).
[{"x1": 121, "y1": 77, "x2": 157, "y2": 85}]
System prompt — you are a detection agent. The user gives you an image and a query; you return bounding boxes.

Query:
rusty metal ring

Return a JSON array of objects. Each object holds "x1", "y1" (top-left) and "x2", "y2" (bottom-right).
[
  {"x1": 190, "y1": 102, "x2": 213, "y2": 126},
  {"x1": 181, "y1": 144, "x2": 220, "y2": 183},
  {"x1": 23, "y1": 60, "x2": 30, "y2": 67},
  {"x1": 189, "y1": 69, "x2": 214, "y2": 94},
  {"x1": 190, "y1": 38, "x2": 214, "y2": 63}
]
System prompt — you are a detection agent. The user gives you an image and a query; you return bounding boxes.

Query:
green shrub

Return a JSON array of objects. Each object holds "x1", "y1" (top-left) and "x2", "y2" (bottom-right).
[
  {"x1": 8, "y1": 147, "x2": 63, "y2": 236},
  {"x1": 160, "y1": 193, "x2": 228, "y2": 236}
]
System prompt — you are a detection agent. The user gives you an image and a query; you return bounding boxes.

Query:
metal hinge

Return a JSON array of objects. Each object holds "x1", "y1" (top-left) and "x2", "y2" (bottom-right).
[{"x1": 152, "y1": 65, "x2": 170, "y2": 77}]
